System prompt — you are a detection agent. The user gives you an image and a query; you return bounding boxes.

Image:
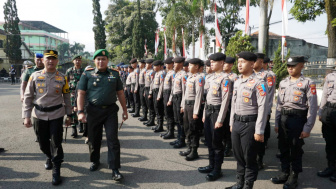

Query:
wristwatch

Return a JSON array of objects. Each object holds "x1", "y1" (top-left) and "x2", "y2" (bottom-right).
[{"x1": 77, "y1": 110, "x2": 84, "y2": 115}]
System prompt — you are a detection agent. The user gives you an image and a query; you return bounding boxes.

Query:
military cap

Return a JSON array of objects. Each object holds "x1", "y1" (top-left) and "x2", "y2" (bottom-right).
[
  {"x1": 23, "y1": 60, "x2": 34, "y2": 66},
  {"x1": 225, "y1": 57, "x2": 235, "y2": 64},
  {"x1": 183, "y1": 61, "x2": 189, "y2": 67},
  {"x1": 255, "y1": 53, "x2": 265, "y2": 59},
  {"x1": 153, "y1": 60, "x2": 164, "y2": 66},
  {"x1": 164, "y1": 57, "x2": 174, "y2": 64},
  {"x1": 130, "y1": 58, "x2": 137, "y2": 64},
  {"x1": 263, "y1": 57, "x2": 270, "y2": 63},
  {"x1": 173, "y1": 56, "x2": 185, "y2": 63},
  {"x1": 93, "y1": 49, "x2": 109, "y2": 60},
  {"x1": 145, "y1": 59, "x2": 154, "y2": 64},
  {"x1": 139, "y1": 59, "x2": 146, "y2": 63},
  {"x1": 205, "y1": 60, "x2": 211, "y2": 66},
  {"x1": 209, "y1": 52, "x2": 226, "y2": 61},
  {"x1": 72, "y1": 54, "x2": 82, "y2": 61},
  {"x1": 44, "y1": 50, "x2": 58, "y2": 59},
  {"x1": 35, "y1": 53, "x2": 43, "y2": 58},
  {"x1": 287, "y1": 56, "x2": 307, "y2": 66},
  {"x1": 237, "y1": 51, "x2": 257, "y2": 62},
  {"x1": 199, "y1": 60, "x2": 205, "y2": 67},
  {"x1": 188, "y1": 58, "x2": 203, "y2": 66}
]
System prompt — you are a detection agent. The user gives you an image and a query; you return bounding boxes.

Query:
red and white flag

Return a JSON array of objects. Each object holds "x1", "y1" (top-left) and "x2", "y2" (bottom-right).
[
  {"x1": 199, "y1": 13, "x2": 205, "y2": 59},
  {"x1": 245, "y1": 0, "x2": 250, "y2": 35},
  {"x1": 281, "y1": 0, "x2": 288, "y2": 59},
  {"x1": 182, "y1": 27, "x2": 186, "y2": 58},
  {"x1": 164, "y1": 27, "x2": 167, "y2": 59},
  {"x1": 155, "y1": 28, "x2": 160, "y2": 56},
  {"x1": 144, "y1": 39, "x2": 147, "y2": 56},
  {"x1": 214, "y1": 1, "x2": 222, "y2": 48}
]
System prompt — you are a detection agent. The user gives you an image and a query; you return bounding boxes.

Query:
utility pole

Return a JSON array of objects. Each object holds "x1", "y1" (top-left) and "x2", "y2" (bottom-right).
[{"x1": 258, "y1": 0, "x2": 267, "y2": 53}]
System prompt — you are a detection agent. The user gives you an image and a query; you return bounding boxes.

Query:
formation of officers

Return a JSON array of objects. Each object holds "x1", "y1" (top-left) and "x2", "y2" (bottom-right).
[{"x1": 19, "y1": 48, "x2": 336, "y2": 189}]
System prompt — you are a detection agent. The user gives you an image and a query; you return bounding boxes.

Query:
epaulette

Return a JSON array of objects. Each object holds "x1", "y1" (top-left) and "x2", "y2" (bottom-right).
[{"x1": 85, "y1": 67, "x2": 94, "y2": 71}]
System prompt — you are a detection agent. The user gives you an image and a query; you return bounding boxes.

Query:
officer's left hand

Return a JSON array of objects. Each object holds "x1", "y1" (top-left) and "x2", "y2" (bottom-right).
[
  {"x1": 65, "y1": 116, "x2": 71, "y2": 127},
  {"x1": 193, "y1": 114, "x2": 198, "y2": 120},
  {"x1": 299, "y1": 132, "x2": 310, "y2": 139},
  {"x1": 254, "y1": 134, "x2": 264, "y2": 142},
  {"x1": 134, "y1": 90, "x2": 137, "y2": 93},
  {"x1": 73, "y1": 107, "x2": 78, "y2": 112},
  {"x1": 122, "y1": 111, "x2": 128, "y2": 121},
  {"x1": 215, "y1": 122, "x2": 223, "y2": 129},
  {"x1": 157, "y1": 98, "x2": 160, "y2": 101}
]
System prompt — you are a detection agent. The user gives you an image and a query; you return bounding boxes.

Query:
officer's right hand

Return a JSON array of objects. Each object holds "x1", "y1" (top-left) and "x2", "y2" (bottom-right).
[
  {"x1": 254, "y1": 134, "x2": 264, "y2": 142},
  {"x1": 148, "y1": 95, "x2": 152, "y2": 99},
  {"x1": 24, "y1": 118, "x2": 32, "y2": 128},
  {"x1": 180, "y1": 108, "x2": 184, "y2": 113},
  {"x1": 230, "y1": 126, "x2": 232, "y2": 132},
  {"x1": 202, "y1": 117, "x2": 205, "y2": 123},
  {"x1": 167, "y1": 101, "x2": 172, "y2": 106},
  {"x1": 78, "y1": 113, "x2": 87, "y2": 123},
  {"x1": 274, "y1": 127, "x2": 279, "y2": 134},
  {"x1": 21, "y1": 97, "x2": 24, "y2": 102}
]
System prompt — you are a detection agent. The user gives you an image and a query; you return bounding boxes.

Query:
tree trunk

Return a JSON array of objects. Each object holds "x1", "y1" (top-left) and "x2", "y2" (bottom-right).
[
  {"x1": 258, "y1": 0, "x2": 267, "y2": 53},
  {"x1": 325, "y1": 0, "x2": 336, "y2": 68},
  {"x1": 192, "y1": 21, "x2": 195, "y2": 58}
]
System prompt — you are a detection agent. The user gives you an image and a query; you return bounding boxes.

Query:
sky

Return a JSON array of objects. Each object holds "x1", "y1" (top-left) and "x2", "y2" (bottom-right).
[{"x1": 0, "y1": 0, "x2": 328, "y2": 54}]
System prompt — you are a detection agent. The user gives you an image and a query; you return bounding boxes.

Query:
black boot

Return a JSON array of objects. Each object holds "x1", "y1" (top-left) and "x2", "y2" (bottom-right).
[
  {"x1": 45, "y1": 158, "x2": 53, "y2": 170},
  {"x1": 271, "y1": 171, "x2": 290, "y2": 184},
  {"x1": 198, "y1": 165, "x2": 214, "y2": 173},
  {"x1": 132, "y1": 108, "x2": 140, "y2": 117},
  {"x1": 258, "y1": 156, "x2": 264, "y2": 170},
  {"x1": 112, "y1": 169, "x2": 124, "y2": 181},
  {"x1": 330, "y1": 171, "x2": 336, "y2": 182},
  {"x1": 170, "y1": 139, "x2": 179, "y2": 146},
  {"x1": 163, "y1": 127, "x2": 175, "y2": 139},
  {"x1": 317, "y1": 161, "x2": 335, "y2": 177},
  {"x1": 154, "y1": 121, "x2": 164, "y2": 133},
  {"x1": 139, "y1": 115, "x2": 148, "y2": 121},
  {"x1": 128, "y1": 108, "x2": 135, "y2": 113},
  {"x1": 283, "y1": 172, "x2": 298, "y2": 189},
  {"x1": 79, "y1": 123, "x2": 84, "y2": 133},
  {"x1": 179, "y1": 147, "x2": 191, "y2": 156},
  {"x1": 145, "y1": 118, "x2": 155, "y2": 126},
  {"x1": 185, "y1": 147, "x2": 199, "y2": 161},
  {"x1": 52, "y1": 165, "x2": 62, "y2": 185},
  {"x1": 206, "y1": 169, "x2": 222, "y2": 181},
  {"x1": 276, "y1": 151, "x2": 282, "y2": 158},
  {"x1": 174, "y1": 139, "x2": 186, "y2": 148},
  {"x1": 225, "y1": 175, "x2": 244, "y2": 189},
  {"x1": 71, "y1": 126, "x2": 78, "y2": 138},
  {"x1": 243, "y1": 180, "x2": 254, "y2": 189},
  {"x1": 224, "y1": 143, "x2": 232, "y2": 157}
]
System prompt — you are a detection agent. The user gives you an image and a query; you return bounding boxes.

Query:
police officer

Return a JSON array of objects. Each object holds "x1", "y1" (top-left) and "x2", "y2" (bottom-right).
[
  {"x1": 126, "y1": 66, "x2": 135, "y2": 113},
  {"x1": 77, "y1": 49, "x2": 128, "y2": 181},
  {"x1": 226, "y1": 52, "x2": 267, "y2": 189},
  {"x1": 180, "y1": 58, "x2": 204, "y2": 161},
  {"x1": 130, "y1": 58, "x2": 141, "y2": 117},
  {"x1": 161, "y1": 57, "x2": 175, "y2": 139},
  {"x1": 317, "y1": 65, "x2": 336, "y2": 182},
  {"x1": 9, "y1": 65, "x2": 16, "y2": 85},
  {"x1": 143, "y1": 59, "x2": 156, "y2": 126},
  {"x1": 121, "y1": 65, "x2": 131, "y2": 108},
  {"x1": 168, "y1": 57, "x2": 188, "y2": 148},
  {"x1": 23, "y1": 50, "x2": 71, "y2": 185},
  {"x1": 149, "y1": 60, "x2": 166, "y2": 132},
  {"x1": 138, "y1": 59, "x2": 148, "y2": 121},
  {"x1": 65, "y1": 55, "x2": 85, "y2": 138},
  {"x1": 271, "y1": 56, "x2": 317, "y2": 189},
  {"x1": 198, "y1": 53, "x2": 231, "y2": 181}
]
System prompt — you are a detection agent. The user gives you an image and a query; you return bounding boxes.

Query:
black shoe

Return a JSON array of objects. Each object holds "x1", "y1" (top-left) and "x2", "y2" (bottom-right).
[
  {"x1": 45, "y1": 158, "x2": 53, "y2": 170},
  {"x1": 128, "y1": 109, "x2": 135, "y2": 113},
  {"x1": 179, "y1": 148, "x2": 191, "y2": 156},
  {"x1": 317, "y1": 167, "x2": 335, "y2": 177},
  {"x1": 330, "y1": 172, "x2": 336, "y2": 182},
  {"x1": 225, "y1": 175, "x2": 244, "y2": 189},
  {"x1": 139, "y1": 117, "x2": 148, "y2": 121},
  {"x1": 271, "y1": 172, "x2": 289, "y2": 184},
  {"x1": 90, "y1": 162, "x2": 100, "y2": 171},
  {"x1": 276, "y1": 152, "x2": 282, "y2": 158},
  {"x1": 163, "y1": 131, "x2": 174, "y2": 139},
  {"x1": 283, "y1": 172, "x2": 298, "y2": 189},
  {"x1": 243, "y1": 180, "x2": 254, "y2": 189},
  {"x1": 112, "y1": 169, "x2": 124, "y2": 181},
  {"x1": 185, "y1": 148, "x2": 199, "y2": 161},
  {"x1": 198, "y1": 165, "x2": 214, "y2": 173},
  {"x1": 154, "y1": 126, "x2": 164, "y2": 133},
  {"x1": 206, "y1": 170, "x2": 222, "y2": 181},
  {"x1": 224, "y1": 149, "x2": 232, "y2": 157},
  {"x1": 160, "y1": 130, "x2": 169, "y2": 137},
  {"x1": 52, "y1": 166, "x2": 62, "y2": 186},
  {"x1": 258, "y1": 161, "x2": 264, "y2": 170},
  {"x1": 173, "y1": 141, "x2": 186, "y2": 148},
  {"x1": 145, "y1": 120, "x2": 155, "y2": 127},
  {"x1": 170, "y1": 139, "x2": 179, "y2": 145},
  {"x1": 79, "y1": 123, "x2": 84, "y2": 133},
  {"x1": 132, "y1": 113, "x2": 140, "y2": 117},
  {"x1": 71, "y1": 127, "x2": 78, "y2": 138}
]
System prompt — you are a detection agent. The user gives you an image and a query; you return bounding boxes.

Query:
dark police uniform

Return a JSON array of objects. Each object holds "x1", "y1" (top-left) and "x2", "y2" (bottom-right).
[{"x1": 144, "y1": 59, "x2": 156, "y2": 126}]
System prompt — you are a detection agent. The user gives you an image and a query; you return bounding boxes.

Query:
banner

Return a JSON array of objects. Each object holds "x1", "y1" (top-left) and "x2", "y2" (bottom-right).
[
  {"x1": 214, "y1": 1, "x2": 222, "y2": 48},
  {"x1": 245, "y1": 0, "x2": 250, "y2": 35},
  {"x1": 281, "y1": 0, "x2": 288, "y2": 59}
]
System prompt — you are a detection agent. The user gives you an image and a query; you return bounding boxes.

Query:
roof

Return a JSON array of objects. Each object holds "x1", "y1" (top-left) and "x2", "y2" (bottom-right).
[
  {"x1": 251, "y1": 30, "x2": 299, "y2": 40},
  {"x1": 20, "y1": 21, "x2": 67, "y2": 33}
]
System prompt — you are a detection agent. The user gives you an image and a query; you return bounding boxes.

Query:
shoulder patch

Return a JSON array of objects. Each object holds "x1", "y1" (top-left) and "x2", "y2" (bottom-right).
[{"x1": 85, "y1": 67, "x2": 94, "y2": 71}]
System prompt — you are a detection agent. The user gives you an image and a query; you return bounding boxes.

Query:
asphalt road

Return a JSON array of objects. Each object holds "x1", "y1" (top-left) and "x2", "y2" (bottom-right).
[{"x1": 0, "y1": 83, "x2": 334, "y2": 188}]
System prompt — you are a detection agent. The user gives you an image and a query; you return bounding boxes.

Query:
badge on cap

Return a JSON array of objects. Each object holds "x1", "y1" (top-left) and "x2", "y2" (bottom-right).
[{"x1": 102, "y1": 51, "x2": 105, "y2": 55}]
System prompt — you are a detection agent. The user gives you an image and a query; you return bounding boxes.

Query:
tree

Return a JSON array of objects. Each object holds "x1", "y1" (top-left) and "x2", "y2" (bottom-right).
[
  {"x1": 272, "y1": 42, "x2": 290, "y2": 89},
  {"x1": 92, "y1": 0, "x2": 106, "y2": 50},
  {"x1": 132, "y1": 0, "x2": 144, "y2": 58},
  {"x1": 3, "y1": 0, "x2": 22, "y2": 63},
  {"x1": 57, "y1": 43, "x2": 70, "y2": 63},
  {"x1": 225, "y1": 30, "x2": 255, "y2": 73},
  {"x1": 69, "y1": 42, "x2": 85, "y2": 56}
]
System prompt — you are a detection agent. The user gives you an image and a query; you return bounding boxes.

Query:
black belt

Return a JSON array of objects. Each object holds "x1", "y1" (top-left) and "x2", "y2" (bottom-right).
[
  {"x1": 126, "y1": 84, "x2": 131, "y2": 87},
  {"x1": 145, "y1": 87, "x2": 150, "y2": 90},
  {"x1": 281, "y1": 108, "x2": 307, "y2": 116},
  {"x1": 140, "y1": 84, "x2": 145, "y2": 87},
  {"x1": 326, "y1": 102, "x2": 336, "y2": 109},
  {"x1": 34, "y1": 104, "x2": 63, "y2": 112},
  {"x1": 173, "y1": 93, "x2": 182, "y2": 98},
  {"x1": 185, "y1": 100, "x2": 195, "y2": 105},
  {"x1": 206, "y1": 104, "x2": 221, "y2": 110},
  {"x1": 153, "y1": 88, "x2": 159, "y2": 93},
  {"x1": 234, "y1": 114, "x2": 258, "y2": 122},
  {"x1": 163, "y1": 89, "x2": 171, "y2": 95},
  {"x1": 89, "y1": 102, "x2": 115, "y2": 109}
]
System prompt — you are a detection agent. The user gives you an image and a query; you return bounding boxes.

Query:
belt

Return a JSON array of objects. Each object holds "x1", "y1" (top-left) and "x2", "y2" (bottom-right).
[
  {"x1": 326, "y1": 102, "x2": 336, "y2": 109},
  {"x1": 206, "y1": 104, "x2": 221, "y2": 110},
  {"x1": 185, "y1": 100, "x2": 195, "y2": 105},
  {"x1": 163, "y1": 89, "x2": 171, "y2": 94},
  {"x1": 89, "y1": 102, "x2": 115, "y2": 109},
  {"x1": 234, "y1": 114, "x2": 258, "y2": 122},
  {"x1": 34, "y1": 104, "x2": 63, "y2": 112},
  {"x1": 281, "y1": 108, "x2": 307, "y2": 116},
  {"x1": 140, "y1": 84, "x2": 145, "y2": 87},
  {"x1": 153, "y1": 88, "x2": 159, "y2": 93},
  {"x1": 145, "y1": 87, "x2": 150, "y2": 89},
  {"x1": 126, "y1": 84, "x2": 131, "y2": 87},
  {"x1": 173, "y1": 93, "x2": 182, "y2": 98}
]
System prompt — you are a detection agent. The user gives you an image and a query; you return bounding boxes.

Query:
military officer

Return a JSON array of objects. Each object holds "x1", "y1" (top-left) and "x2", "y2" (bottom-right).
[
  {"x1": 138, "y1": 59, "x2": 148, "y2": 121},
  {"x1": 77, "y1": 49, "x2": 128, "y2": 181},
  {"x1": 161, "y1": 57, "x2": 175, "y2": 139},
  {"x1": 198, "y1": 53, "x2": 231, "y2": 181},
  {"x1": 317, "y1": 65, "x2": 336, "y2": 182},
  {"x1": 226, "y1": 52, "x2": 267, "y2": 189},
  {"x1": 271, "y1": 56, "x2": 318, "y2": 189},
  {"x1": 23, "y1": 50, "x2": 71, "y2": 185},
  {"x1": 65, "y1": 55, "x2": 85, "y2": 138},
  {"x1": 180, "y1": 58, "x2": 204, "y2": 161},
  {"x1": 168, "y1": 57, "x2": 188, "y2": 148},
  {"x1": 130, "y1": 58, "x2": 141, "y2": 117},
  {"x1": 143, "y1": 59, "x2": 156, "y2": 126},
  {"x1": 149, "y1": 60, "x2": 166, "y2": 132},
  {"x1": 126, "y1": 66, "x2": 135, "y2": 113}
]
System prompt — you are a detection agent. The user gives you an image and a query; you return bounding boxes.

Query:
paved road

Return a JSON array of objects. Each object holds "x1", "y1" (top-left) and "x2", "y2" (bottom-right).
[{"x1": 0, "y1": 83, "x2": 334, "y2": 188}]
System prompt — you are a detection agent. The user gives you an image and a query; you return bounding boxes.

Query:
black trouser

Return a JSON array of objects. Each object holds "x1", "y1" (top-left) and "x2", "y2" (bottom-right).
[
  {"x1": 183, "y1": 102, "x2": 201, "y2": 148},
  {"x1": 33, "y1": 117, "x2": 64, "y2": 166},
  {"x1": 223, "y1": 105, "x2": 232, "y2": 148},
  {"x1": 132, "y1": 84, "x2": 140, "y2": 114},
  {"x1": 257, "y1": 114, "x2": 271, "y2": 158},
  {"x1": 232, "y1": 118, "x2": 259, "y2": 182},
  {"x1": 126, "y1": 85, "x2": 134, "y2": 110},
  {"x1": 11, "y1": 75, "x2": 15, "y2": 84},
  {"x1": 278, "y1": 113, "x2": 306, "y2": 173},
  {"x1": 140, "y1": 85, "x2": 148, "y2": 117},
  {"x1": 124, "y1": 86, "x2": 129, "y2": 106},
  {"x1": 163, "y1": 89, "x2": 174, "y2": 125},
  {"x1": 204, "y1": 107, "x2": 226, "y2": 170},
  {"x1": 153, "y1": 89, "x2": 164, "y2": 124},
  {"x1": 321, "y1": 105, "x2": 336, "y2": 162},
  {"x1": 87, "y1": 103, "x2": 120, "y2": 169},
  {"x1": 145, "y1": 87, "x2": 155, "y2": 120},
  {"x1": 173, "y1": 93, "x2": 185, "y2": 140}
]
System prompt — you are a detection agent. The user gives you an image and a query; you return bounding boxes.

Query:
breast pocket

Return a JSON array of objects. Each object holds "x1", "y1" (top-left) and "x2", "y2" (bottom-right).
[
  {"x1": 291, "y1": 92, "x2": 304, "y2": 104},
  {"x1": 36, "y1": 81, "x2": 47, "y2": 94},
  {"x1": 211, "y1": 84, "x2": 220, "y2": 97},
  {"x1": 242, "y1": 90, "x2": 253, "y2": 105}
]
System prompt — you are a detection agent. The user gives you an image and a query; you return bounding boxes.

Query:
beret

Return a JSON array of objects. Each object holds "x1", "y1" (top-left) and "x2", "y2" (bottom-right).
[
  {"x1": 139, "y1": 59, "x2": 145, "y2": 63},
  {"x1": 188, "y1": 58, "x2": 203, "y2": 66},
  {"x1": 164, "y1": 57, "x2": 174, "y2": 64},
  {"x1": 72, "y1": 54, "x2": 82, "y2": 61},
  {"x1": 237, "y1": 51, "x2": 257, "y2": 62},
  {"x1": 145, "y1": 59, "x2": 154, "y2": 63},
  {"x1": 263, "y1": 57, "x2": 270, "y2": 63},
  {"x1": 209, "y1": 53, "x2": 226, "y2": 61},
  {"x1": 225, "y1": 57, "x2": 235, "y2": 64},
  {"x1": 128, "y1": 65, "x2": 133, "y2": 69},
  {"x1": 153, "y1": 60, "x2": 164, "y2": 66},
  {"x1": 93, "y1": 49, "x2": 109, "y2": 60},
  {"x1": 255, "y1": 53, "x2": 265, "y2": 59},
  {"x1": 172, "y1": 56, "x2": 185, "y2": 63},
  {"x1": 183, "y1": 61, "x2": 189, "y2": 67},
  {"x1": 44, "y1": 50, "x2": 58, "y2": 59},
  {"x1": 199, "y1": 60, "x2": 204, "y2": 67},
  {"x1": 35, "y1": 53, "x2": 43, "y2": 58},
  {"x1": 130, "y1": 58, "x2": 137, "y2": 64},
  {"x1": 205, "y1": 60, "x2": 211, "y2": 66},
  {"x1": 287, "y1": 56, "x2": 307, "y2": 66}
]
